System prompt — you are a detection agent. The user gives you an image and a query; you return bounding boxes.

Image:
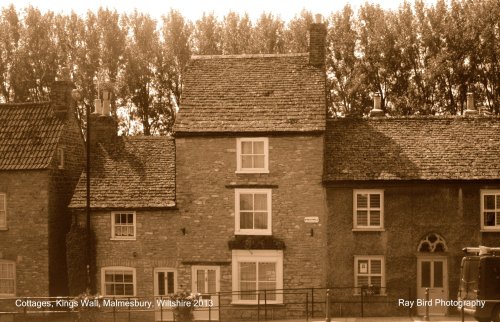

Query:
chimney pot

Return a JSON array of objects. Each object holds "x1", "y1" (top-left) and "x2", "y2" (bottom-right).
[
  {"x1": 369, "y1": 93, "x2": 385, "y2": 117},
  {"x1": 315, "y1": 14, "x2": 323, "y2": 23},
  {"x1": 94, "y1": 99, "x2": 102, "y2": 115},
  {"x1": 464, "y1": 92, "x2": 478, "y2": 116}
]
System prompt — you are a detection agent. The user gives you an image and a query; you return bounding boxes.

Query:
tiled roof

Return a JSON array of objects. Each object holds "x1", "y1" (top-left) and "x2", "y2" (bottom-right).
[
  {"x1": 325, "y1": 117, "x2": 500, "y2": 181},
  {"x1": 175, "y1": 53, "x2": 326, "y2": 133},
  {"x1": 69, "y1": 137, "x2": 176, "y2": 209},
  {"x1": 0, "y1": 102, "x2": 64, "y2": 170}
]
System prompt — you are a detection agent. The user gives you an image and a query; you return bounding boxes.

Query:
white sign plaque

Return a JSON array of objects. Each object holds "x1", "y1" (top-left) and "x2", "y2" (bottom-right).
[{"x1": 304, "y1": 216, "x2": 319, "y2": 223}]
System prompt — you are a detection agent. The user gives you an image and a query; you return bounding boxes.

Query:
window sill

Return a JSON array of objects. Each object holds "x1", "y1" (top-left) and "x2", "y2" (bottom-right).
[
  {"x1": 0, "y1": 227, "x2": 8, "y2": 231},
  {"x1": 352, "y1": 228, "x2": 385, "y2": 232},
  {"x1": 110, "y1": 237, "x2": 137, "y2": 241},
  {"x1": 353, "y1": 293, "x2": 387, "y2": 297},
  {"x1": 235, "y1": 231, "x2": 272, "y2": 236},
  {"x1": 235, "y1": 170, "x2": 270, "y2": 174},
  {"x1": 480, "y1": 229, "x2": 500, "y2": 233}
]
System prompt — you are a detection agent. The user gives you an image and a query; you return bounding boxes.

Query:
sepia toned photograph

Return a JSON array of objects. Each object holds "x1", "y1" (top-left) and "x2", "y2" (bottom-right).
[{"x1": 0, "y1": 0, "x2": 499, "y2": 321}]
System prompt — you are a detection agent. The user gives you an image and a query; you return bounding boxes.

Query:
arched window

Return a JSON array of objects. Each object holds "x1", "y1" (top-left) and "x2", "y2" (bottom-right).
[{"x1": 417, "y1": 233, "x2": 448, "y2": 252}]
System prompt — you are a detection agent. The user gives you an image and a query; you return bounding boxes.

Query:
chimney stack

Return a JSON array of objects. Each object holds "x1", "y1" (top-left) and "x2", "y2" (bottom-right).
[
  {"x1": 464, "y1": 92, "x2": 478, "y2": 116},
  {"x1": 369, "y1": 93, "x2": 385, "y2": 117},
  {"x1": 90, "y1": 86, "x2": 117, "y2": 146},
  {"x1": 309, "y1": 15, "x2": 326, "y2": 68},
  {"x1": 50, "y1": 67, "x2": 75, "y2": 119}
]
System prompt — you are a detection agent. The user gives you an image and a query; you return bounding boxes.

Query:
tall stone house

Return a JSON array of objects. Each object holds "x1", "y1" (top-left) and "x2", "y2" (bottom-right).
[{"x1": 0, "y1": 79, "x2": 85, "y2": 299}]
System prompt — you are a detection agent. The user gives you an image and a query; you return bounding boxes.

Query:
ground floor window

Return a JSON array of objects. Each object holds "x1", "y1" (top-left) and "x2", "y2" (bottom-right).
[
  {"x1": 101, "y1": 267, "x2": 136, "y2": 296},
  {"x1": 354, "y1": 256, "x2": 385, "y2": 295},
  {"x1": 232, "y1": 250, "x2": 283, "y2": 304},
  {"x1": 0, "y1": 260, "x2": 15, "y2": 296}
]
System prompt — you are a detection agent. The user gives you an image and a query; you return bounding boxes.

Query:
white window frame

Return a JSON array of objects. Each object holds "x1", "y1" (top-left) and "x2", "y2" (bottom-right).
[
  {"x1": 235, "y1": 189, "x2": 272, "y2": 235},
  {"x1": 0, "y1": 260, "x2": 16, "y2": 297},
  {"x1": 232, "y1": 250, "x2": 283, "y2": 305},
  {"x1": 354, "y1": 256, "x2": 385, "y2": 295},
  {"x1": 154, "y1": 268, "x2": 177, "y2": 296},
  {"x1": 57, "y1": 147, "x2": 65, "y2": 169},
  {"x1": 0, "y1": 193, "x2": 6, "y2": 229},
  {"x1": 353, "y1": 189, "x2": 384, "y2": 230},
  {"x1": 236, "y1": 138, "x2": 269, "y2": 173},
  {"x1": 480, "y1": 190, "x2": 500, "y2": 231},
  {"x1": 111, "y1": 212, "x2": 137, "y2": 240},
  {"x1": 101, "y1": 267, "x2": 136, "y2": 297}
]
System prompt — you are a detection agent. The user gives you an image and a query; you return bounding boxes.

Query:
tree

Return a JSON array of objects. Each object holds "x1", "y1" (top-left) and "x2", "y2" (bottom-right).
[
  {"x1": 284, "y1": 9, "x2": 313, "y2": 53},
  {"x1": 252, "y1": 13, "x2": 285, "y2": 54},
  {"x1": 193, "y1": 12, "x2": 222, "y2": 55},
  {"x1": 0, "y1": 5, "x2": 20, "y2": 102},
  {"x1": 221, "y1": 11, "x2": 253, "y2": 54}
]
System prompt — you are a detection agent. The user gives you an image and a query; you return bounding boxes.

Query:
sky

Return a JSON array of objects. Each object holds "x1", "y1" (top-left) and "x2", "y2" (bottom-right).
[{"x1": 4, "y1": 0, "x2": 438, "y2": 22}]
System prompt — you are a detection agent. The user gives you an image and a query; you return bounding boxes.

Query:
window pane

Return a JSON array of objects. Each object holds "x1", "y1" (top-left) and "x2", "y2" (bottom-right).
[
  {"x1": 241, "y1": 141, "x2": 253, "y2": 154},
  {"x1": 358, "y1": 276, "x2": 369, "y2": 287},
  {"x1": 106, "y1": 285, "x2": 113, "y2": 295},
  {"x1": 241, "y1": 156, "x2": 253, "y2": 168},
  {"x1": 0, "y1": 211, "x2": 5, "y2": 226},
  {"x1": 253, "y1": 141, "x2": 264, "y2": 154},
  {"x1": 115, "y1": 214, "x2": 121, "y2": 224},
  {"x1": 254, "y1": 212, "x2": 267, "y2": 229},
  {"x1": 105, "y1": 273, "x2": 114, "y2": 282},
  {"x1": 258, "y1": 263, "x2": 276, "y2": 281},
  {"x1": 370, "y1": 276, "x2": 382, "y2": 287},
  {"x1": 240, "y1": 194, "x2": 253, "y2": 211},
  {"x1": 497, "y1": 213, "x2": 500, "y2": 226},
  {"x1": 167, "y1": 272, "x2": 175, "y2": 294},
  {"x1": 207, "y1": 270, "x2": 216, "y2": 293},
  {"x1": 157, "y1": 272, "x2": 165, "y2": 295},
  {"x1": 370, "y1": 194, "x2": 380, "y2": 208},
  {"x1": 127, "y1": 213, "x2": 134, "y2": 223},
  {"x1": 124, "y1": 284, "x2": 134, "y2": 295},
  {"x1": 240, "y1": 263, "x2": 256, "y2": 281},
  {"x1": 258, "y1": 282, "x2": 276, "y2": 300},
  {"x1": 357, "y1": 211, "x2": 368, "y2": 226},
  {"x1": 115, "y1": 284, "x2": 125, "y2": 295},
  {"x1": 0, "y1": 195, "x2": 4, "y2": 209},
  {"x1": 240, "y1": 212, "x2": 253, "y2": 229},
  {"x1": 421, "y1": 261, "x2": 431, "y2": 288},
  {"x1": 240, "y1": 282, "x2": 256, "y2": 300},
  {"x1": 497, "y1": 196, "x2": 500, "y2": 209},
  {"x1": 485, "y1": 195, "x2": 495, "y2": 209},
  {"x1": 357, "y1": 194, "x2": 368, "y2": 208},
  {"x1": 484, "y1": 212, "x2": 496, "y2": 226},
  {"x1": 370, "y1": 260, "x2": 382, "y2": 274},
  {"x1": 253, "y1": 155, "x2": 265, "y2": 168},
  {"x1": 369, "y1": 211, "x2": 381, "y2": 226},
  {"x1": 434, "y1": 261, "x2": 443, "y2": 287},
  {"x1": 197, "y1": 270, "x2": 205, "y2": 293},
  {"x1": 254, "y1": 194, "x2": 267, "y2": 211}
]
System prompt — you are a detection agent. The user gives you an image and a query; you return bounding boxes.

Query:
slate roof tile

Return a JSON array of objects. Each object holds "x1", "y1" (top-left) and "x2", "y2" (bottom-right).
[
  {"x1": 0, "y1": 102, "x2": 64, "y2": 170},
  {"x1": 175, "y1": 53, "x2": 326, "y2": 133},
  {"x1": 69, "y1": 136, "x2": 176, "y2": 209},
  {"x1": 325, "y1": 117, "x2": 500, "y2": 181}
]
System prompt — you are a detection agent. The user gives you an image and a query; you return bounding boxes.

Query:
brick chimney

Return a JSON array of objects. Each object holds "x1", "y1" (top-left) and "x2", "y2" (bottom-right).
[
  {"x1": 369, "y1": 93, "x2": 385, "y2": 117},
  {"x1": 89, "y1": 89, "x2": 117, "y2": 146},
  {"x1": 309, "y1": 14, "x2": 326, "y2": 67},
  {"x1": 464, "y1": 92, "x2": 478, "y2": 116},
  {"x1": 50, "y1": 67, "x2": 75, "y2": 119}
]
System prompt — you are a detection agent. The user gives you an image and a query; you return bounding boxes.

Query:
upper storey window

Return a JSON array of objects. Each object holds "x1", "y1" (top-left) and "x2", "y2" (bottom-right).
[
  {"x1": 353, "y1": 190, "x2": 384, "y2": 230},
  {"x1": 481, "y1": 190, "x2": 500, "y2": 231},
  {"x1": 236, "y1": 138, "x2": 269, "y2": 173}
]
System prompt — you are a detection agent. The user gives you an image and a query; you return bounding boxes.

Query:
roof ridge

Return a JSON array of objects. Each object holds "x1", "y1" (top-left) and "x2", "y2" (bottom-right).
[
  {"x1": 327, "y1": 115, "x2": 500, "y2": 122},
  {"x1": 191, "y1": 53, "x2": 308, "y2": 60},
  {"x1": 0, "y1": 101, "x2": 50, "y2": 107}
]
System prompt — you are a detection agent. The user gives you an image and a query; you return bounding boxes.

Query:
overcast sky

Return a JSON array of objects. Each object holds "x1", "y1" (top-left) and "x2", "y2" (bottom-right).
[{"x1": 5, "y1": 0, "x2": 438, "y2": 21}]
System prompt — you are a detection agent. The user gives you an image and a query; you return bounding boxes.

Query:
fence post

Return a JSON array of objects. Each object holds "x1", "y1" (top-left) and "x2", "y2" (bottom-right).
[
  {"x1": 424, "y1": 288, "x2": 430, "y2": 321},
  {"x1": 264, "y1": 290, "x2": 267, "y2": 322},
  {"x1": 311, "y1": 287, "x2": 314, "y2": 318},
  {"x1": 218, "y1": 292, "x2": 221, "y2": 322},
  {"x1": 461, "y1": 303, "x2": 464, "y2": 322},
  {"x1": 361, "y1": 287, "x2": 364, "y2": 318},
  {"x1": 408, "y1": 287, "x2": 412, "y2": 318},
  {"x1": 23, "y1": 297, "x2": 27, "y2": 319},
  {"x1": 306, "y1": 293, "x2": 309, "y2": 322},
  {"x1": 128, "y1": 297, "x2": 131, "y2": 322},
  {"x1": 257, "y1": 293, "x2": 260, "y2": 322},
  {"x1": 209, "y1": 298, "x2": 212, "y2": 322},
  {"x1": 325, "y1": 289, "x2": 331, "y2": 322}
]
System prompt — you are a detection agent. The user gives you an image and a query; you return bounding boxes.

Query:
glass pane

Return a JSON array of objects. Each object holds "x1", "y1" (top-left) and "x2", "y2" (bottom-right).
[
  {"x1": 124, "y1": 284, "x2": 134, "y2": 295},
  {"x1": 241, "y1": 141, "x2": 253, "y2": 154},
  {"x1": 358, "y1": 276, "x2": 369, "y2": 287},
  {"x1": 167, "y1": 272, "x2": 175, "y2": 294},
  {"x1": 127, "y1": 213, "x2": 133, "y2": 223},
  {"x1": 358, "y1": 260, "x2": 369, "y2": 274},
  {"x1": 240, "y1": 282, "x2": 256, "y2": 300},
  {"x1": 254, "y1": 212, "x2": 268, "y2": 229},
  {"x1": 357, "y1": 194, "x2": 368, "y2": 208},
  {"x1": 497, "y1": 213, "x2": 500, "y2": 226},
  {"x1": 106, "y1": 285, "x2": 113, "y2": 295},
  {"x1": 369, "y1": 211, "x2": 381, "y2": 226},
  {"x1": 207, "y1": 270, "x2": 216, "y2": 293},
  {"x1": 241, "y1": 156, "x2": 253, "y2": 168},
  {"x1": 105, "y1": 273, "x2": 114, "y2": 282},
  {"x1": 240, "y1": 212, "x2": 253, "y2": 229},
  {"x1": 0, "y1": 211, "x2": 5, "y2": 226},
  {"x1": 197, "y1": 270, "x2": 205, "y2": 293},
  {"x1": 497, "y1": 196, "x2": 500, "y2": 209},
  {"x1": 258, "y1": 263, "x2": 276, "y2": 281},
  {"x1": 0, "y1": 196, "x2": 4, "y2": 209},
  {"x1": 370, "y1": 194, "x2": 380, "y2": 208},
  {"x1": 370, "y1": 260, "x2": 381, "y2": 274},
  {"x1": 485, "y1": 195, "x2": 495, "y2": 209},
  {"x1": 254, "y1": 155, "x2": 265, "y2": 168},
  {"x1": 115, "y1": 284, "x2": 125, "y2": 295},
  {"x1": 258, "y1": 282, "x2": 276, "y2": 300},
  {"x1": 240, "y1": 194, "x2": 253, "y2": 211},
  {"x1": 157, "y1": 272, "x2": 165, "y2": 295},
  {"x1": 421, "y1": 261, "x2": 431, "y2": 287},
  {"x1": 240, "y1": 263, "x2": 256, "y2": 281},
  {"x1": 115, "y1": 214, "x2": 121, "y2": 224},
  {"x1": 434, "y1": 261, "x2": 443, "y2": 287},
  {"x1": 253, "y1": 141, "x2": 264, "y2": 154},
  {"x1": 254, "y1": 194, "x2": 267, "y2": 210},
  {"x1": 484, "y1": 212, "x2": 496, "y2": 226},
  {"x1": 371, "y1": 276, "x2": 382, "y2": 287},
  {"x1": 123, "y1": 273, "x2": 133, "y2": 283},
  {"x1": 357, "y1": 211, "x2": 368, "y2": 226}
]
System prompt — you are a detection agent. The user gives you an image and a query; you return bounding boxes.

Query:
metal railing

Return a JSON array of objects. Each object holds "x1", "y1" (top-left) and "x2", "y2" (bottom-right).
[{"x1": 0, "y1": 286, "x2": 416, "y2": 322}]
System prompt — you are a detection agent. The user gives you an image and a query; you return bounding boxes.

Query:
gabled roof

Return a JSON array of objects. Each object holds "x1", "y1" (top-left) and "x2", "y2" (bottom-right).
[
  {"x1": 175, "y1": 53, "x2": 326, "y2": 134},
  {"x1": 69, "y1": 136, "x2": 176, "y2": 209},
  {"x1": 0, "y1": 102, "x2": 64, "y2": 170},
  {"x1": 325, "y1": 117, "x2": 500, "y2": 181}
]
